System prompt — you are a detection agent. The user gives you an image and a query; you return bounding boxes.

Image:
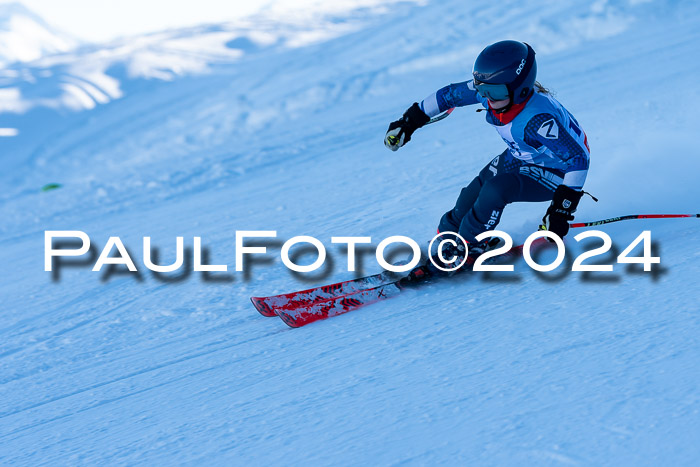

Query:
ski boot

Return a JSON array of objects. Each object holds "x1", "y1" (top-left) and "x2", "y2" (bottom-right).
[{"x1": 399, "y1": 239, "x2": 489, "y2": 288}]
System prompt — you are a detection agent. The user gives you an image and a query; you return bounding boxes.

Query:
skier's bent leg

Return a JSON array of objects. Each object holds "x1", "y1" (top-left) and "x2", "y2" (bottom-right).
[
  {"x1": 438, "y1": 178, "x2": 482, "y2": 234},
  {"x1": 437, "y1": 156, "x2": 502, "y2": 234},
  {"x1": 459, "y1": 171, "x2": 559, "y2": 244},
  {"x1": 458, "y1": 174, "x2": 520, "y2": 244}
]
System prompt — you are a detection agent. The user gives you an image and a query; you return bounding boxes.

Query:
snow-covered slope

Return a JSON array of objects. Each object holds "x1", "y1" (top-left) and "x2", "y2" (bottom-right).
[
  {"x1": 1, "y1": 0, "x2": 699, "y2": 464},
  {"x1": 0, "y1": 3, "x2": 78, "y2": 66}
]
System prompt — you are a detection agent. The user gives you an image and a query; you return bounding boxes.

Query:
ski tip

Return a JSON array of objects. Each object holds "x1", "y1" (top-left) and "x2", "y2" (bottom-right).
[
  {"x1": 277, "y1": 310, "x2": 304, "y2": 328},
  {"x1": 250, "y1": 297, "x2": 277, "y2": 317}
]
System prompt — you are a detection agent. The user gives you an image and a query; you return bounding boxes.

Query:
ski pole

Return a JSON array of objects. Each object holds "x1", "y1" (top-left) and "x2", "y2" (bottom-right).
[
  {"x1": 570, "y1": 214, "x2": 700, "y2": 229},
  {"x1": 426, "y1": 107, "x2": 454, "y2": 125}
]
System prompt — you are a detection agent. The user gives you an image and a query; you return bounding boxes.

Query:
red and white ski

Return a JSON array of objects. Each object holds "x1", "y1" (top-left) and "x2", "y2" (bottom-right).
[
  {"x1": 252, "y1": 237, "x2": 547, "y2": 327},
  {"x1": 250, "y1": 270, "x2": 399, "y2": 317},
  {"x1": 274, "y1": 281, "x2": 403, "y2": 327}
]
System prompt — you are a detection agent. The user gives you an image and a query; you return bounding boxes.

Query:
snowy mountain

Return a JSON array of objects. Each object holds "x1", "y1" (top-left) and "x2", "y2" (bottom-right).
[
  {"x1": 0, "y1": 3, "x2": 78, "y2": 66},
  {"x1": 1, "y1": 0, "x2": 699, "y2": 464},
  {"x1": 0, "y1": 2, "x2": 402, "y2": 124}
]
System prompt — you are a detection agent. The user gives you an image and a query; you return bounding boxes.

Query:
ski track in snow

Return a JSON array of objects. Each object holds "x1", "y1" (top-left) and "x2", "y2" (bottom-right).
[{"x1": 1, "y1": 0, "x2": 700, "y2": 464}]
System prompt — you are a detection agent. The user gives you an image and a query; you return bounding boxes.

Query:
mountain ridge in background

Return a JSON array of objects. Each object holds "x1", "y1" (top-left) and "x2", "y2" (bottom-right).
[{"x1": 0, "y1": 2, "x2": 79, "y2": 66}]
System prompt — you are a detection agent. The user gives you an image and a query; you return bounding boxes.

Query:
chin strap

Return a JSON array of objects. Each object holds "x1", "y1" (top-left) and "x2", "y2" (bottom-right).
[{"x1": 476, "y1": 106, "x2": 510, "y2": 114}]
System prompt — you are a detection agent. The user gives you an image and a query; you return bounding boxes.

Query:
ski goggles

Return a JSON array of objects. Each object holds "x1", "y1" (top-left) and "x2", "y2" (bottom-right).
[{"x1": 473, "y1": 80, "x2": 510, "y2": 101}]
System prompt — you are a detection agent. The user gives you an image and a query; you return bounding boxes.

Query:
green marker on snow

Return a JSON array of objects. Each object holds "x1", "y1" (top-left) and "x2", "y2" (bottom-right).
[{"x1": 41, "y1": 183, "x2": 62, "y2": 192}]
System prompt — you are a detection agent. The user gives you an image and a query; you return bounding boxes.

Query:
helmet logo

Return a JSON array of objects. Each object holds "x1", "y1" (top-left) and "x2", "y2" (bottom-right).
[{"x1": 516, "y1": 58, "x2": 526, "y2": 75}]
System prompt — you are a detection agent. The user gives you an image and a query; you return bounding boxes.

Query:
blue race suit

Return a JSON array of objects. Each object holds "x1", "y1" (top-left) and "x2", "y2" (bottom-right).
[{"x1": 420, "y1": 80, "x2": 590, "y2": 242}]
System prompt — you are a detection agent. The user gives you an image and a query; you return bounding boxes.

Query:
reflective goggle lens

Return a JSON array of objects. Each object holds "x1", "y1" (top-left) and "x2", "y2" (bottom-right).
[{"x1": 473, "y1": 81, "x2": 510, "y2": 101}]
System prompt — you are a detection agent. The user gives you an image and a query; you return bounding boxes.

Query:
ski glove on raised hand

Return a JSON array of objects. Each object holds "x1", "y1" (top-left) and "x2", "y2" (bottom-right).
[
  {"x1": 542, "y1": 184, "x2": 583, "y2": 238},
  {"x1": 384, "y1": 102, "x2": 430, "y2": 151}
]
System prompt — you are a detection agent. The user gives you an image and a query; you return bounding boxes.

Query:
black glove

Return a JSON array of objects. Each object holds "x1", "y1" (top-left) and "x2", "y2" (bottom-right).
[
  {"x1": 542, "y1": 184, "x2": 583, "y2": 239},
  {"x1": 384, "y1": 102, "x2": 430, "y2": 151}
]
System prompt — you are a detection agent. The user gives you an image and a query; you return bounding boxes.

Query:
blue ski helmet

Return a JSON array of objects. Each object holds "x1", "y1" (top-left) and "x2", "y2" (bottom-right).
[{"x1": 472, "y1": 40, "x2": 536, "y2": 105}]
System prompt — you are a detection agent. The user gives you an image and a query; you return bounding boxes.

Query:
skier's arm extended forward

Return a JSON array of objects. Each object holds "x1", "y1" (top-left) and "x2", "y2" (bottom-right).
[
  {"x1": 384, "y1": 80, "x2": 480, "y2": 151},
  {"x1": 420, "y1": 80, "x2": 480, "y2": 118}
]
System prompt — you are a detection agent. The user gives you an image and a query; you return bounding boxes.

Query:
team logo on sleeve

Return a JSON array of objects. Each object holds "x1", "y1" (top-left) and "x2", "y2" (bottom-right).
[{"x1": 537, "y1": 118, "x2": 559, "y2": 139}]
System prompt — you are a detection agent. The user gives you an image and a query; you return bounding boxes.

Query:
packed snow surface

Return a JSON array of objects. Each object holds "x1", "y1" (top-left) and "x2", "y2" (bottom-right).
[{"x1": 1, "y1": 0, "x2": 699, "y2": 464}]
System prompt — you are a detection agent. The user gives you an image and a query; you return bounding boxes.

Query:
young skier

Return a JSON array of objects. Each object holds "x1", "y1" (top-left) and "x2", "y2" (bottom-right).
[{"x1": 384, "y1": 40, "x2": 590, "y2": 283}]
